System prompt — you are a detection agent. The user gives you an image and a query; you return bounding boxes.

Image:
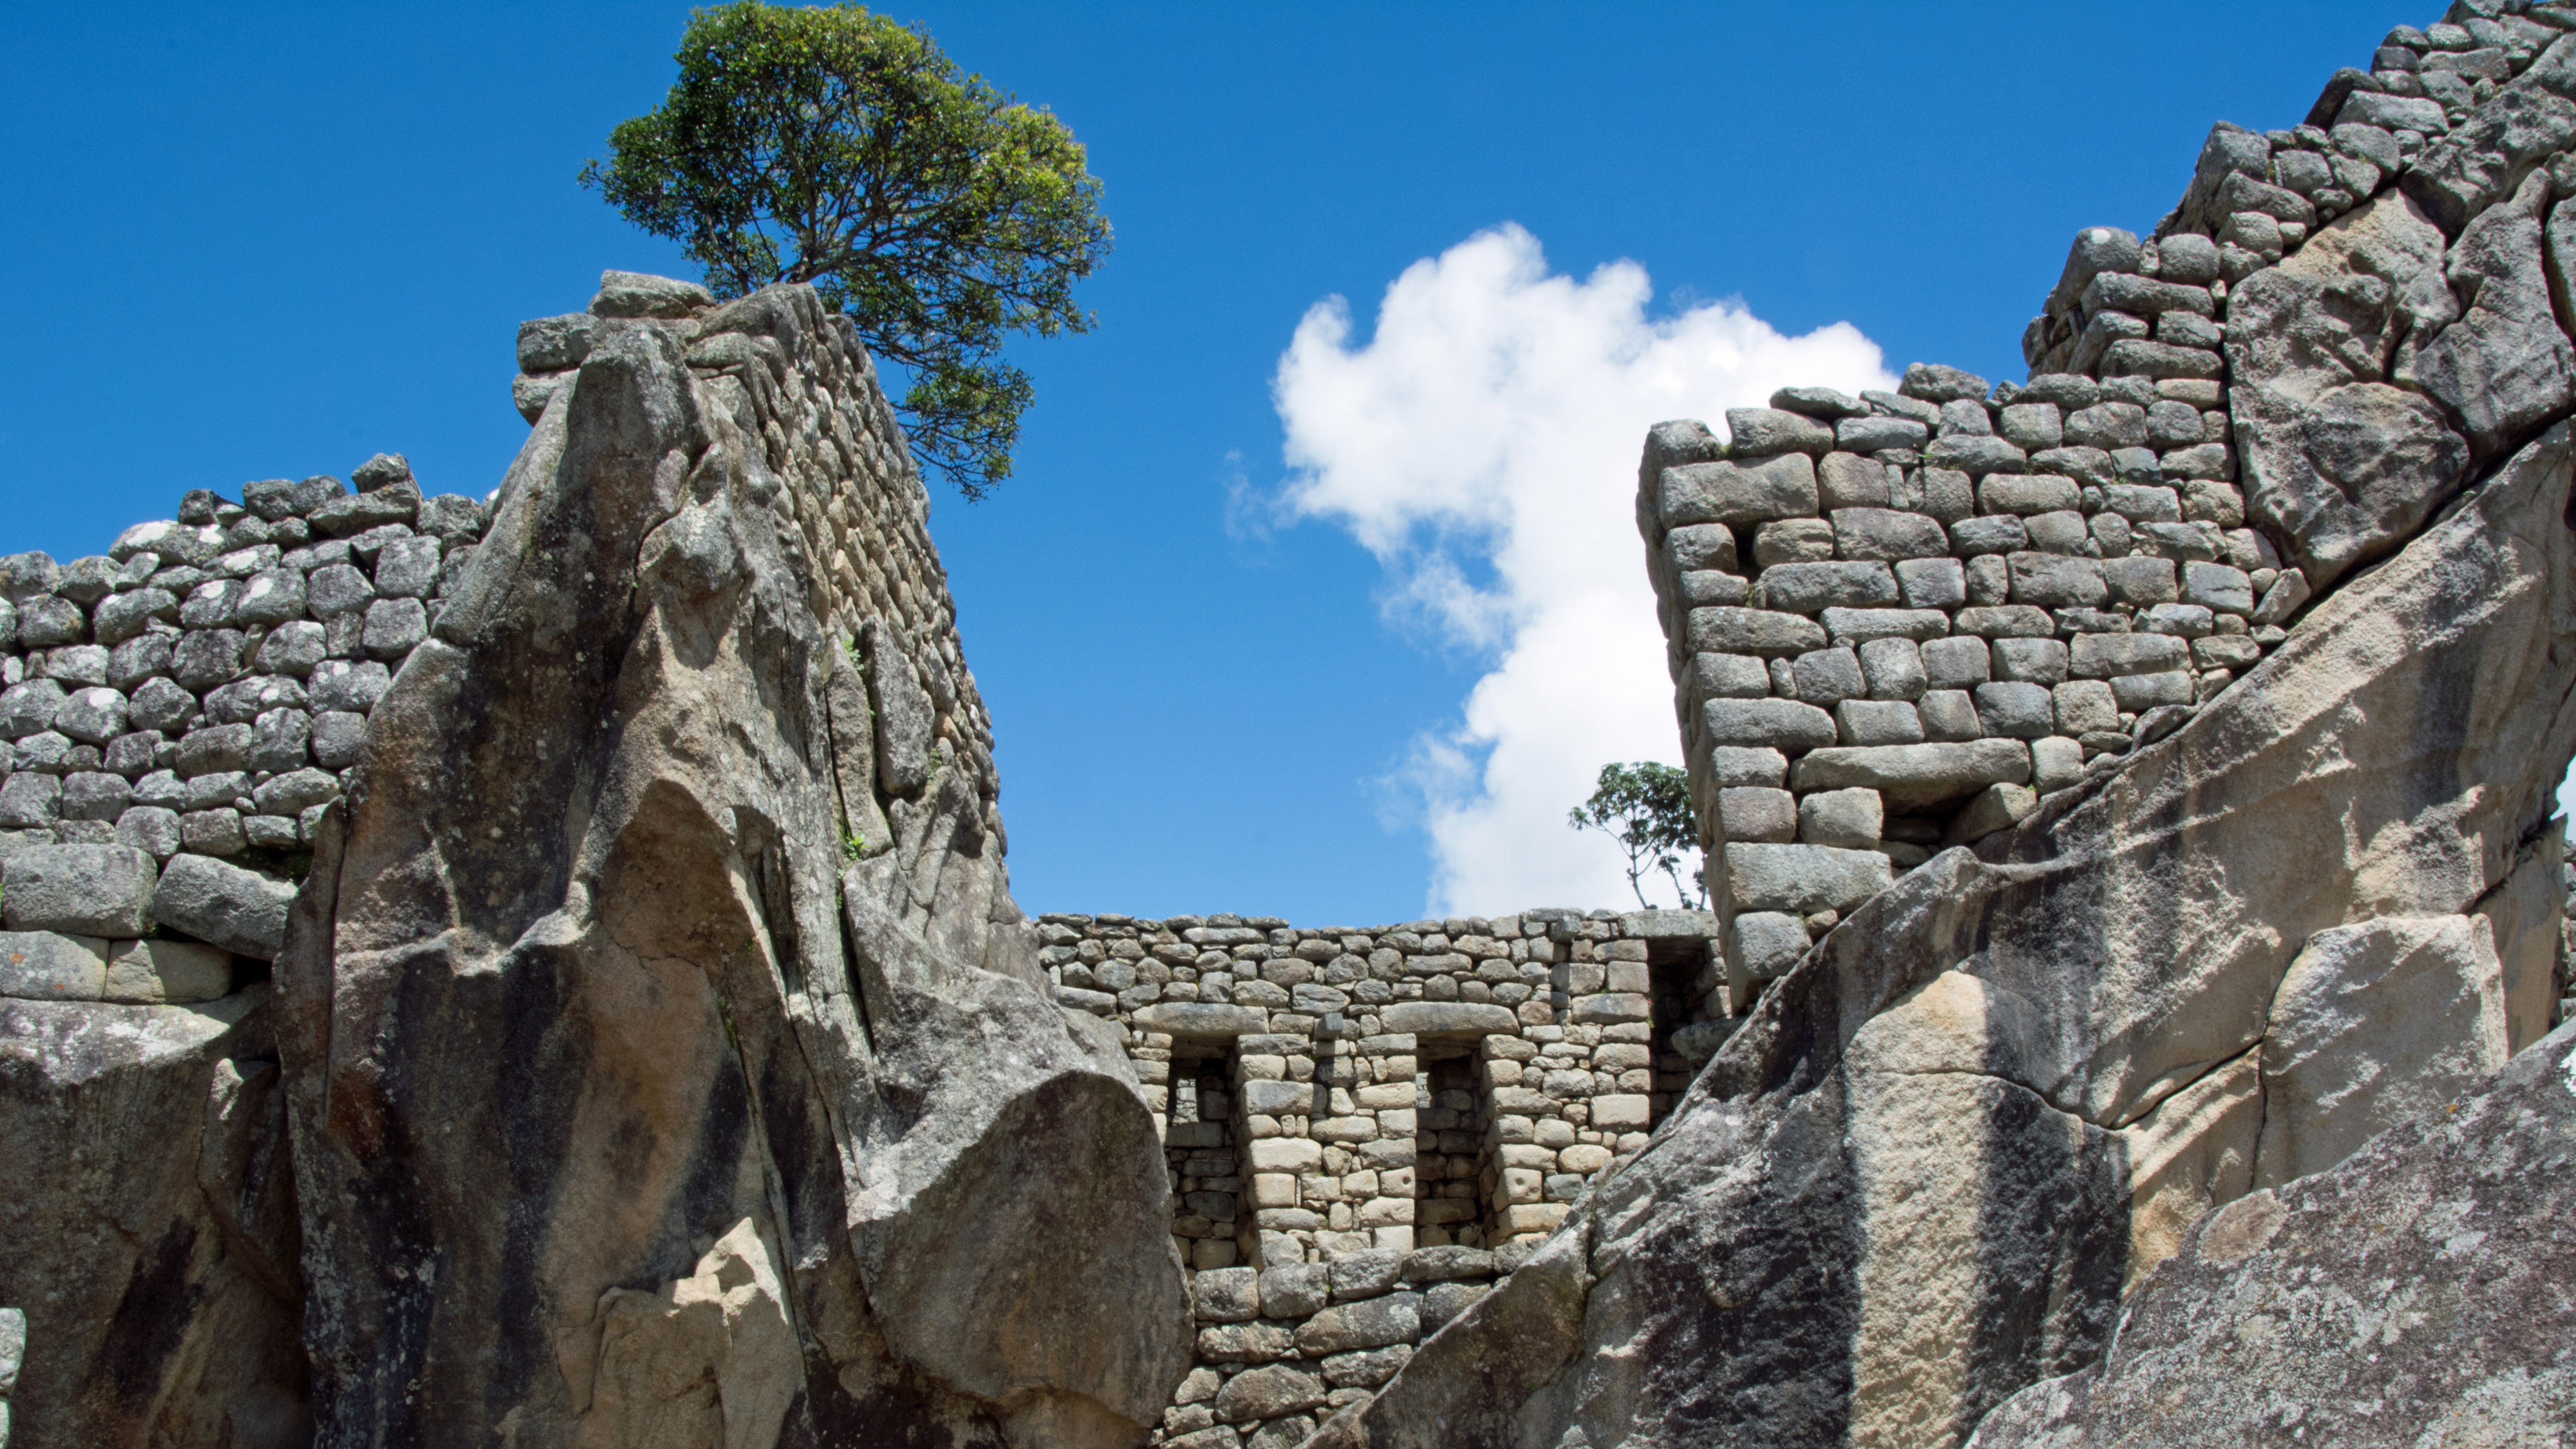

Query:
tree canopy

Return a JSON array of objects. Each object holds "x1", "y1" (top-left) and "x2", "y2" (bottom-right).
[
  {"x1": 581, "y1": 2, "x2": 1111, "y2": 500},
  {"x1": 1569, "y1": 762, "x2": 1704, "y2": 910}
]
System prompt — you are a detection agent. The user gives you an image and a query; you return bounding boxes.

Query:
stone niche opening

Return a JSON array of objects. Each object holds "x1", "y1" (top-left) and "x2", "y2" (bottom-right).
[
  {"x1": 1643, "y1": 936, "x2": 1712, "y2": 1129},
  {"x1": 1413, "y1": 1049, "x2": 1490, "y2": 1250},
  {"x1": 1165, "y1": 1047, "x2": 1242, "y2": 1271}
]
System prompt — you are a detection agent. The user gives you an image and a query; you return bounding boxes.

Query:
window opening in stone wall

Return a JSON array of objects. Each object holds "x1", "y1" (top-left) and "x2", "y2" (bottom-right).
[
  {"x1": 1642, "y1": 938, "x2": 1711, "y2": 1130},
  {"x1": 1166, "y1": 1049, "x2": 1240, "y2": 1270},
  {"x1": 1414, "y1": 1052, "x2": 1487, "y2": 1249}
]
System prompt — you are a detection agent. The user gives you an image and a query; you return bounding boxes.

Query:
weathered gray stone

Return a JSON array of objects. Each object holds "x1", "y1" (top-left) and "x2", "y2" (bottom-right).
[
  {"x1": 1974, "y1": 682, "x2": 2056, "y2": 740},
  {"x1": 0, "y1": 930, "x2": 107, "y2": 1000},
  {"x1": 1831, "y1": 509, "x2": 1948, "y2": 561},
  {"x1": 2069, "y1": 632, "x2": 2190, "y2": 678},
  {"x1": 1294, "y1": 1293, "x2": 1422, "y2": 1355},
  {"x1": 1761, "y1": 562, "x2": 1898, "y2": 614},
  {"x1": 1969, "y1": 1021, "x2": 2576, "y2": 1448},
  {"x1": 1726, "y1": 407, "x2": 1836, "y2": 457},
  {"x1": 1719, "y1": 786, "x2": 1796, "y2": 844},
  {"x1": 1834, "y1": 699, "x2": 1923, "y2": 746},
  {"x1": 1790, "y1": 646, "x2": 1864, "y2": 706},
  {"x1": 1721, "y1": 842, "x2": 1894, "y2": 913},
  {"x1": 0, "y1": 845, "x2": 155, "y2": 937},
  {"x1": 0, "y1": 991, "x2": 305, "y2": 1446},
  {"x1": 1662, "y1": 454, "x2": 1821, "y2": 526},
  {"x1": 1685, "y1": 606, "x2": 1827, "y2": 658},
  {"x1": 1821, "y1": 608, "x2": 1951, "y2": 645},
  {"x1": 151, "y1": 855, "x2": 292, "y2": 959},
  {"x1": 102, "y1": 938, "x2": 233, "y2": 1005},
  {"x1": 1194, "y1": 1266, "x2": 1261, "y2": 1323},
  {"x1": 1702, "y1": 698, "x2": 1837, "y2": 751},
  {"x1": 1213, "y1": 1363, "x2": 1327, "y2": 1423},
  {"x1": 2227, "y1": 191, "x2": 2472, "y2": 587},
  {"x1": 1789, "y1": 739, "x2": 2034, "y2": 809},
  {"x1": 1378, "y1": 1002, "x2": 1519, "y2": 1038}
]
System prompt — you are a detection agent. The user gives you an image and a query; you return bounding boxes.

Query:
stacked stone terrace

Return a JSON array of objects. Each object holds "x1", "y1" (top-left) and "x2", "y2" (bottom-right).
[{"x1": 1646, "y1": 0, "x2": 2576, "y2": 1017}]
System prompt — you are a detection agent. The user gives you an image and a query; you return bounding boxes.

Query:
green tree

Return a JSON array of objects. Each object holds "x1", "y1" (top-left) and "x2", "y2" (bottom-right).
[
  {"x1": 581, "y1": 2, "x2": 1111, "y2": 500},
  {"x1": 1568, "y1": 762, "x2": 1705, "y2": 910}
]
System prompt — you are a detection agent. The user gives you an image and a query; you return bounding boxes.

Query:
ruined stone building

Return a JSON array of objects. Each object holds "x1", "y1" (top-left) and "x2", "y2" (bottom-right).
[{"x1": 3, "y1": 3, "x2": 2574, "y2": 1446}]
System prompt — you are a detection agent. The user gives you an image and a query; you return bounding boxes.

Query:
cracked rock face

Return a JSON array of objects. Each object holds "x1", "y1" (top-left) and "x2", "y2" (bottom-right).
[
  {"x1": 1312, "y1": 426, "x2": 2576, "y2": 1449},
  {"x1": 272, "y1": 287, "x2": 1185, "y2": 1448},
  {"x1": 1966, "y1": 1017, "x2": 2576, "y2": 1447},
  {"x1": 0, "y1": 988, "x2": 307, "y2": 1449}
]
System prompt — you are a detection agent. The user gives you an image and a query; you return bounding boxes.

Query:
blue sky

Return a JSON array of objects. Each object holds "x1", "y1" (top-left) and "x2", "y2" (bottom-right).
[{"x1": 0, "y1": 1, "x2": 2425, "y2": 923}]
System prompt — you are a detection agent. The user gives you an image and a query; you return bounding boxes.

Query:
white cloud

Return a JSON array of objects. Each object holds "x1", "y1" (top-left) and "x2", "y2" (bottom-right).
[{"x1": 1271, "y1": 223, "x2": 1895, "y2": 916}]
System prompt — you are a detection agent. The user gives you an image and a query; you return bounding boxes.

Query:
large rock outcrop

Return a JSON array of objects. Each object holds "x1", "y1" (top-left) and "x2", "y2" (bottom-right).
[
  {"x1": 1968, "y1": 1017, "x2": 2576, "y2": 1446},
  {"x1": 272, "y1": 280, "x2": 1186, "y2": 1447},
  {"x1": 0, "y1": 988, "x2": 306, "y2": 1448},
  {"x1": 1310, "y1": 400, "x2": 2576, "y2": 1446}
]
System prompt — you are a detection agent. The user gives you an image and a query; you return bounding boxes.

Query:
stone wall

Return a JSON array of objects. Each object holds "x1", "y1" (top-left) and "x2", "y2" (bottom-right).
[
  {"x1": 0, "y1": 452, "x2": 490, "y2": 1007},
  {"x1": 1040, "y1": 908, "x2": 1725, "y2": 1448},
  {"x1": 1646, "y1": 1, "x2": 2576, "y2": 1023}
]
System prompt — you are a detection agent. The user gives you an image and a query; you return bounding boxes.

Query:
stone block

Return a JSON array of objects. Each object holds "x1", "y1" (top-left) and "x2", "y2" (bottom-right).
[
  {"x1": 1951, "y1": 606, "x2": 2056, "y2": 639},
  {"x1": 1294, "y1": 1293, "x2": 1422, "y2": 1355},
  {"x1": 151, "y1": 853, "x2": 296, "y2": 959},
  {"x1": 1330, "y1": 1247, "x2": 1405, "y2": 1301},
  {"x1": 1821, "y1": 608, "x2": 1950, "y2": 645},
  {"x1": 2104, "y1": 555, "x2": 2181, "y2": 605},
  {"x1": 1919, "y1": 636, "x2": 1990, "y2": 690},
  {"x1": 1691, "y1": 652, "x2": 1772, "y2": 702},
  {"x1": 2112, "y1": 671, "x2": 2197, "y2": 711},
  {"x1": 1895, "y1": 557, "x2": 1966, "y2": 610},
  {"x1": 1798, "y1": 788, "x2": 1883, "y2": 849},
  {"x1": 2070, "y1": 632, "x2": 2191, "y2": 678},
  {"x1": 2053, "y1": 680, "x2": 2121, "y2": 736},
  {"x1": 1569, "y1": 993, "x2": 1651, "y2": 1024},
  {"x1": 1728, "y1": 910, "x2": 1806, "y2": 984},
  {"x1": 1836, "y1": 415, "x2": 1928, "y2": 452},
  {"x1": 1660, "y1": 454, "x2": 1819, "y2": 526},
  {"x1": 2008, "y1": 552, "x2": 2109, "y2": 608},
  {"x1": 1918, "y1": 689, "x2": 1983, "y2": 741},
  {"x1": 1991, "y1": 637, "x2": 2071, "y2": 684},
  {"x1": 1789, "y1": 739, "x2": 2032, "y2": 808},
  {"x1": 1194, "y1": 1266, "x2": 1262, "y2": 1323},
  {"x1": 1950, "y1": 516, "x2": 2029, "y2": 556},
  {"x1": 1817, "y1": 452, "x2": 1891, "y2": 510},
  {"x1": 1831, "y1": 508, "x2": 1948, "y2": 561},
  {"x1": 1663, "y1": 523, "x2": 1738, "y2": 573},
  {"x1": 1979, "y1": 474, "x2": 2084, "y2": 515},
  {"x1": 1499, "y1": 1204, "x2": 1569, "y2": 1235},
  {"x1": 1727, "y1": 407, "x2": 1836, "y2": 457},
  {"x1": 102, "y1": 938, "x2": 232, "y2": 1004},
  {"x1": 1753, "y1": 519, "x2": 1836, "y2": 568},
  {"x1": 1400, "y1": 1246, "x2": 1495, "y2": 1284},
  {"x1": 0, "y1": 843, "x2": 155, "y2": 937},
  {"x1": 1835, "y1": 699, "x2": 1923, "y2": 746},
  {"x1": 1247, "y1": 1137, "x2": 1325, "y2": 1172},
  {"x1": 1789, "y1": 647, "x2": 1864, "y2": 706},
  {"x1": 1973, "y1": 682, "x2": 2056, "y2": 740},
  {"x1": 1375, "y1": 1001, "x2": 1517, "y2": 1038},
  {"x1": 2182, "y1": 560, "x2": 2255, "y2": 613},
  {"x1": 1259, "y1": 1263, "x2": 1330, "y2": 1318},
  {"x1": 1701, "y1": 698, "x2": 1836, "y2": 751},
  {"x1": 2030, "y1": 736, "x2": 2085, "y2": 794},
  {"x1": 1717, "y1": 787, "x2": 1795, "y2": 844},
  {"x1": 1196, "y1": 1321, "x2": 1296, "y2": 1363},
  {"x1": 1704, "y1": 747, "x2": 1788, "y2": 788},
  {"x1": 0, "y1": 929, "x2": 107, "y2": 1000},
  {"x1": 1858, "y1": 637, "x2": 1926, "y2": 701},
  {"x1": 1685, "y1": 607, "x2": 1827, "y2": 658},
  {"x1": 1591, "y1": 1094, "x2": 1652, "y2": 1130},
  {"x1": 1721, "y1": 843, "x2": 1893, "y2": 914},
  {"x1": 1243, "y1": 1079, "x2": 1314, "y2": 1117},
  {"x1": 1760, "y1": 562, "x2": 1898, "y2": 614}
]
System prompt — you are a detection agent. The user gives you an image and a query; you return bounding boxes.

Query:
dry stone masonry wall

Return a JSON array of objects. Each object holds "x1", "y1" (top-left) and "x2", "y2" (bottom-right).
[
  {"x1": 1646, "y1": 0, "x2": 2576, "y2": 1022},
  {"x1": 1042, "y1": 909, "x2": 1725, "y2": 1447},
  {"x1": 0, "y1": 452, "x2": 492, "y2": 1008}
]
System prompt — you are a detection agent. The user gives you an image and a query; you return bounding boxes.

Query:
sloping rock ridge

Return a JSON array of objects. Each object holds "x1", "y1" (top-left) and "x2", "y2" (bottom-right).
[{"x1": 1966, "y1": 1017, "x2": 2576, "y2": 1447}]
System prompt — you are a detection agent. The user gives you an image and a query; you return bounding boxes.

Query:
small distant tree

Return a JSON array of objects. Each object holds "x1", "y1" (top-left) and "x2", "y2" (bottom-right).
[
  {"x1": 1569, "y1": 762, "x2": 1706, "y2": 910},
  {"x1": 581, "y1": 2, "x2": 1112, "y2": 500}
]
